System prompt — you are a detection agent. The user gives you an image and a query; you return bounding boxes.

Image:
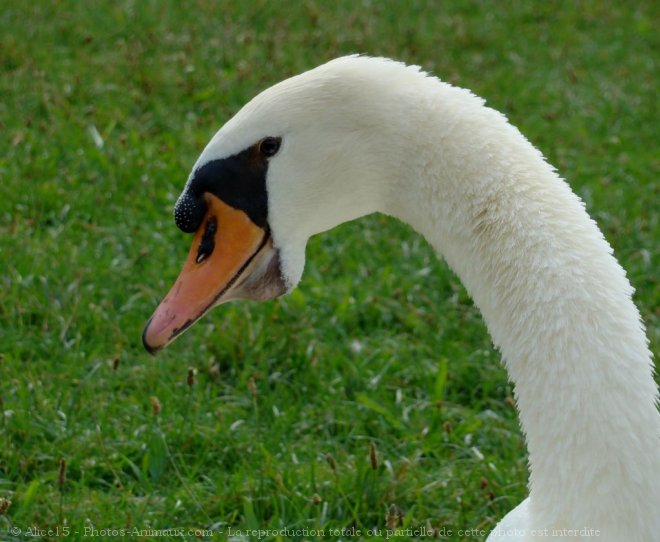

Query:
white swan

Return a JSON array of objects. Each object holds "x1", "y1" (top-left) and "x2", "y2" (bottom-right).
[{"x1": 143, "y1": 56, "x2": 660, "y2": 541}]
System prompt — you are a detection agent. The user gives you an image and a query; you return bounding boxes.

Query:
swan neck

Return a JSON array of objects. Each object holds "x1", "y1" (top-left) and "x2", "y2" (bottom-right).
[{"x1": 379, "y1": 87, "x2": 660, "y2": 539}]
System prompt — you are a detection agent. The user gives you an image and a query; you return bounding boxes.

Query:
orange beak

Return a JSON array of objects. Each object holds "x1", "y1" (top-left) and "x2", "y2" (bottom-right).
[{"x1": 142, "y1": 193, "x2": 277, "y2": 353}]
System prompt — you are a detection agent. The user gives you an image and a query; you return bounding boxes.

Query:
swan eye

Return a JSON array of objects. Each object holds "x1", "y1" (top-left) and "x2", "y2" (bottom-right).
[{"x1": 259, "y1": 137, "x2": 281, "y2": 157}]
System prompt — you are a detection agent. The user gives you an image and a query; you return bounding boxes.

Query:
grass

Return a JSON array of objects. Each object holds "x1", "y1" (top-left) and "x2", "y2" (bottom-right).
[{"x1": 1, "y1": 1, "x2": 658, "y2": 541}]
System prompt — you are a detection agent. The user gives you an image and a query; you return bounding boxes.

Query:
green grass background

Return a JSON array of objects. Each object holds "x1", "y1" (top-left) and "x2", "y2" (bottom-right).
[{"x1": 1, "y1": 1, "x2": 658, "y2": 541}]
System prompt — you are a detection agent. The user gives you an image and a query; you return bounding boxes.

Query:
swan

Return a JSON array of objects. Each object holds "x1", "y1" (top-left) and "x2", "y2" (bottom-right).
[{"x1": 142, "y1": 56, "x2": 660, "y2": 541}]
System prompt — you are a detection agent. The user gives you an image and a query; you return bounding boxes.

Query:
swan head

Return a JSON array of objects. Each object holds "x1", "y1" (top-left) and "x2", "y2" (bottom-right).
[{"x1": 142, "y1": 56, "x2": 408, "y2": 353}]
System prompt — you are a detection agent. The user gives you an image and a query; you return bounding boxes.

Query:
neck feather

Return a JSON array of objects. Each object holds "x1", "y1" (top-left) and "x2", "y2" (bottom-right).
[{"x1": 378, "y1": 81, "x2": 660, "y2": 539}]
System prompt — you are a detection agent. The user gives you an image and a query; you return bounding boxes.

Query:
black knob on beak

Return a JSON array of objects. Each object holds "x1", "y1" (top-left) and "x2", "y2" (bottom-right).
[{"x1": 173, "y1": 190, "x2": 207, "y2": 233}]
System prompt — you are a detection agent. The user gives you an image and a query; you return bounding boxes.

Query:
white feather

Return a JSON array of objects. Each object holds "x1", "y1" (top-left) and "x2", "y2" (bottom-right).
[{"x1": 194, "y1": 56, "x2": 660, "y2": 541}]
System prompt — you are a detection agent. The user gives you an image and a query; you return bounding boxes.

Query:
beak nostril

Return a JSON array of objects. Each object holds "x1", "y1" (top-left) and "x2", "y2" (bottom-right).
[{"x1": 196, "y1": 216, "x2": 217, "y2": 264}]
